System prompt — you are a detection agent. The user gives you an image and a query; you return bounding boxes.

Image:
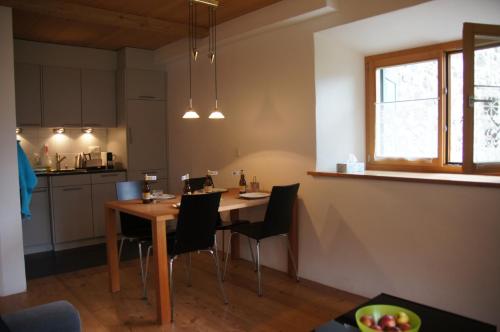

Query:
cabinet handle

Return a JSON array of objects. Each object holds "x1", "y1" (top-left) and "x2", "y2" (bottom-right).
[
  {"x1": 62, "y1": 187, "x2": 83, "y2": 192},
  {"x1": 141, "y1": 171, "x2": 158, "y2": 175},
  {"x1": 128, "y1": 127, "x2": 133, "y2": 145},
  {"x1": 63, "y1": 123, "x2": 80, "y2": 127},
  {"x1": 83, "y1": 123, "x2": 100, "y2": 127},
  {"x1": 138, "y1": 95, "x2": 159, "y2": 100},
  {"x1": 101, "y1": 174, "x2": 118, "y2": 177},
  {"x1": 34, "y1": 189, "x2": 48, "y2": 193}
]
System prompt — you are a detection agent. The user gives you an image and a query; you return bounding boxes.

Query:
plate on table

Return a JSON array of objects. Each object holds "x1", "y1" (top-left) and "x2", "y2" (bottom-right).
[
  {"x1": 152, "y1": 194, "x2": 175, "y2": 200},
  {"x1": 239, "y1": 192, "x2": 270, "y2": 199}
]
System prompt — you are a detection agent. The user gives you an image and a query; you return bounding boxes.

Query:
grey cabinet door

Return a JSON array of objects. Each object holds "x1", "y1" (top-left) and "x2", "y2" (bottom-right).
[
  {"x1": 82, "y1": 69, "x2": 116, "y2": 127},
  {"x1": 52, "y1": 185, "x2": 93, "y2": 243},
  {"x1": 127, "y1": 100, "x2": 167, "y2": 171},
  {"x1": 22, "y1": 188, "x2": 52, "y2": 251},
  {"x1": 15, "y1": 63, "x2": 42, "y2": 127},
  {"x1": 125, "y1": 69, "x2": 165, "y2": 100},
  {"x1": 92, "y1": 182, "x2": 117, "y2": 237},
  {"x1": 42, "y1": 66, "x2": 82, "y2": 127}
]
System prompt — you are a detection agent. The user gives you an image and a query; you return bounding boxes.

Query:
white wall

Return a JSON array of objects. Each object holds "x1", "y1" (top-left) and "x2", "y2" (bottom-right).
[
  {"x1": 159, "y1": 0, "x2": 500, "y2": 327},
  {"x1": 0, "y1": 6, "x2": 26, "y2": 296}
]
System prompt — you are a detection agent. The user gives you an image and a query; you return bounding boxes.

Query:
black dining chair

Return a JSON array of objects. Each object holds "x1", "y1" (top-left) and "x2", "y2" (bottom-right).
[
  {"x1": 187, "y1": 177, "x2": 206, "y2": 192},
  {"x1": 143, "y1": 192, "x2": 228, "y2": 321},
  {"x1": 188, "y1": 176, "x2": 251, "y2": 266},
  {"x1": 223, "y1": 183, "x2": 300, "y2": 296},
  {"x1": 115, "y1": 180, "x2": 175, "y2": 298}
]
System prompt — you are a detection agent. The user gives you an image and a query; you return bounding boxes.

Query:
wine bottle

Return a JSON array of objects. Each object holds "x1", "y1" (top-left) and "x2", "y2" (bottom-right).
[
  {"x1": 142, "y1": 174, "x2": 153, "y2": 204},
  {"x1": 239, "y1": 170, "x2": 247, "y2": 194},
  {"x1": 182, "y1": 173, "x2": 192, "y2": 195},
  {"x1": 204, "y1": 171, "x2": 214, "y2": 192}
]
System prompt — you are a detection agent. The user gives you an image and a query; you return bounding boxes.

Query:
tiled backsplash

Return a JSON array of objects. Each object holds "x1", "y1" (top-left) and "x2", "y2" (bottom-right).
[{"x1": 17, "y1": 127, "x2": 108, "y2": 169}]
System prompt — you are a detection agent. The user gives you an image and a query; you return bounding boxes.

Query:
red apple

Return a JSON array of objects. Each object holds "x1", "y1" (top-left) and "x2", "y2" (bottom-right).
[
  {"x1": 398, "y1": 322, "x2": 412, "y2": 331},
  {"x1": 360, "y1": 314, "x2": 375, "y2": 327},
  {"x1": 370, "y1": 324, "x2": 383, "y2": 331},
  {"x1": 386, "y1": 327, "x2": 402, "y2": 332},
  {"x1": 378, "y1": 315, "x2": 396, "y2": 329}
]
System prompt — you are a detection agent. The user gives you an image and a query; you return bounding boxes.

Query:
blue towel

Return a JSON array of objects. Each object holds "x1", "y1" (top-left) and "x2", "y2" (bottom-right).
[{"x1": 17, "y1": 141, "x2": 37, "y2": 220}]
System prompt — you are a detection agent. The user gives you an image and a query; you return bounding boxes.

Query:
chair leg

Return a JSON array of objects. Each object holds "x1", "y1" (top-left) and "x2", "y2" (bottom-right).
[
  {"x1": 256, "y1": 240, "x2": 262, "y2": 297},
  {"x1": 223, "y1": 232, "x2": 233, "y2": 281},
  {"x1": 247, "y1": 237, "x2": 256, "y2": 271},
  {"x1": 118, "y1": 237, "x2": 125, "y2": 262},
  {"x1": 137, "y1": 241, "x2": 146, "y2": 298},
  {"x1": 184, "y1": 253, "x2": 192, "y2": 287},
  {"x1": 169, "y1": 257, "x2": 175, "y2": 322},
  {"x1": 143, "y1": 245, "x2": 152, "y2": 299},
  {"x1": 285, "y1": 235, "x2": 299, "y2": 282},
  {"x1": 211, "y1": 249, "x2": 228, "y2": 304}
]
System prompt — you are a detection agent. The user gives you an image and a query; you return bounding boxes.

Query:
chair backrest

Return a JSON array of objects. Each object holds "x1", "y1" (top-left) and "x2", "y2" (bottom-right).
[
  {"x1": 115, "y1": 181, "x2": 151, "y2": 238},
  {"x1": 187, "y1": 177, "x2": 206, "y2": 192},
  {"x1": 262, "y1": 183, "x2": 300, "y2": 237},
  {"x1": 172, "y1": 192, "x2": 222, "y2": 256},
  {"x1": 116, "y1": 180, "x2": 142, "y2": 200}
]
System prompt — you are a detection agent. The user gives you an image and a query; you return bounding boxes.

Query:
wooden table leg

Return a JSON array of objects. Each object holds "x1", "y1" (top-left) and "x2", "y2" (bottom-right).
[
  {"x1": 230, "y1": 210, "x2": 240, "y2": 260},
  {"x1": 105, "y1": 207, "x2": 120, "y2": 292},
  {"x1": 151, "y1": 218, "x2": 171, "y2": 324},
  {"x1": 287, "y1": 200, "x2": 299, "y2": 278}
]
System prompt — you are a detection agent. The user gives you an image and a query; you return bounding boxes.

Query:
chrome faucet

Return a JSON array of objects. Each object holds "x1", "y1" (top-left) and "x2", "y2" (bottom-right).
[{"x1": 55, "y1": 153, "x2": 66, "y2": 171}]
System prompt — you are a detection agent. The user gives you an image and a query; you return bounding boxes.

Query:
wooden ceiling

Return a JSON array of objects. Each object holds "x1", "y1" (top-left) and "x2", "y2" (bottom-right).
[{"x1": 0, "y1": 0, "x2": 283, "y2": 50}]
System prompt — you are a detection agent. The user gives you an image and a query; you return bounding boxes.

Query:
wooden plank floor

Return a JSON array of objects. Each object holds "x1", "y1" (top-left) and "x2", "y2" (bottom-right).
[{"x1": 0, "y1": 254, "x2": 366, "y2": 331}]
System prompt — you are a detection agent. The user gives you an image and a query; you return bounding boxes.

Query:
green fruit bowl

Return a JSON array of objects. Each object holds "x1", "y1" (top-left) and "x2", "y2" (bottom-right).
[{"x1": 355, "y1": 305, "x2": 421, "y2": 332}]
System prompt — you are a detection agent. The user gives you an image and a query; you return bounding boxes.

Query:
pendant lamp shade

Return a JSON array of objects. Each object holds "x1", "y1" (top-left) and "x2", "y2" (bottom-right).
[{"x1": 183, "y1": 98, "x2": 200, "y2": 119}]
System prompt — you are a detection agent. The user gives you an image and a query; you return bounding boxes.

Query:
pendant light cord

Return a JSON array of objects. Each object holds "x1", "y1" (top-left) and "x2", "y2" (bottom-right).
[{"x1": 188, "y1": 0, "x2": 193, "y2": 103}]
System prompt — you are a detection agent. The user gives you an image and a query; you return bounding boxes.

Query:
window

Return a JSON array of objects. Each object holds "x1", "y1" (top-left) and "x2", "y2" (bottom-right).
[{"x1": 365, "y1": 24, "x2": 500, "y2": 174}]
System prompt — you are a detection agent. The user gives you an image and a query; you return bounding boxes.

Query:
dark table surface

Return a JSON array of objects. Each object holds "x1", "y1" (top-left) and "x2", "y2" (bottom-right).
[{"x1": 315, "y1": 293, "x2": 496, "y2": 332}]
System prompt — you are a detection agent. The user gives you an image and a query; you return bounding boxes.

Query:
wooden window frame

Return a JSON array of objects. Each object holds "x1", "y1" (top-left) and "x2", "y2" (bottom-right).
[
  {"x1": 365, "y1": 41, "x2": 463, "y2": 173},
  {"x1": 463, "y1": 23, "x2": 500, "y2": 174}
]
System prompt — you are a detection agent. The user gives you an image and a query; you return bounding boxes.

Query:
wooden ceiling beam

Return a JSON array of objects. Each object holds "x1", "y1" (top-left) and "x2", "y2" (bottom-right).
[{"x1": 0, "y1": 0, "x2": 209, "y2": 36}]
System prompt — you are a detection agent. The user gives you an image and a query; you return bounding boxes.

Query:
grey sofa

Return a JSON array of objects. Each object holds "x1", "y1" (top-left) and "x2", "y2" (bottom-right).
[{"x1": 0, "y1": 301, "x2": 80, "y2": 332}]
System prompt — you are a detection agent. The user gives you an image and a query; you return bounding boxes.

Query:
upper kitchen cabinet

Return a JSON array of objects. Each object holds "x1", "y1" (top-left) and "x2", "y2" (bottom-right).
[
  {"x1": 125, "y1": 69, "x2": 165, "y2": 100},
  {"x1": 15, "y1": 63, "x2": 42, "y2": 127},
  {"x1": 82, "y1": 69, "x2": 117, "y2": 127},
  {"x1": 42, "y1": 66, "x2": 81, "y2": 127},
  {"x1": 127, "y1": 99, "x2": 166, "y2": 171}
]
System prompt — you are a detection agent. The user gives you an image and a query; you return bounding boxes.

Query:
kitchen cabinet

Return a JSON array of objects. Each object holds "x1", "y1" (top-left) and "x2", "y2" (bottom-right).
[
  {"x1": 125, "y1": 69, "x2": 165, "y2": 100},
  {"x1": 15, "y1": 63, "x2": 42, "y2": 127},
  {"x1": 42, "y1": 66, "x2": 82, "y2": 127},
  {"x1": 127, "y1": 100, "x2": 167, "y2": 171},
  {"x1": 91, "y1": 172, "x2": 126, "y2": 237},
  {"x1": 82, "y1": 69, "x2": 116, "y2": 127},
  {"x1": 22, "y1": 177, "x2": 52, "y2": 254},
  {"x1": 52, "y1": 175, "x2": 93, "y2": 244}
]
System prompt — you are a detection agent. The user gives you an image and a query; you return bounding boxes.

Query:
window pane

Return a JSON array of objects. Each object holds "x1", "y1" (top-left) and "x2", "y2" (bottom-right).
[
  {"x1": 449, "y1": 52, "x2": 463, "y2": 163},
  {"x1": 375, "y1": 60, "x2": 439, "y2": 160},
  {"x1": 473, "y1": 45, "x2": 500, "y2": 163}
]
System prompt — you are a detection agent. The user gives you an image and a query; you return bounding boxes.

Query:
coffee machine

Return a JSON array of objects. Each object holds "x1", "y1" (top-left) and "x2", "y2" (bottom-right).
[{"x1": 106, "y1": 152, "x2": 115, "y2": 169}]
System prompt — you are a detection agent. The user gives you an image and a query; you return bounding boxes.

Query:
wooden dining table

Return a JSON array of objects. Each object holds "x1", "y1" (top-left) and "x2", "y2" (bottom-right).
[{"x1": 105, "y1": 188, "x2": 299, "y2": 324}]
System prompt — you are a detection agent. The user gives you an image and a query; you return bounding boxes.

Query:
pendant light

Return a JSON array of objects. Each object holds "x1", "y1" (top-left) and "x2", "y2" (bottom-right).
[
  {"x1": 183, "y1": 0, "x2": 200, "y2": 119},
  {"x1": 208, "y1": 4, "x2": 225, "y2": 119}
]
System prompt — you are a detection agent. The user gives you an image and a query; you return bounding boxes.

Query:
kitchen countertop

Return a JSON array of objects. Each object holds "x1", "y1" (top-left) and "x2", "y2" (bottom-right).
[{"x1": 35, "y1": 168, "x2": 126, "y2": 177}]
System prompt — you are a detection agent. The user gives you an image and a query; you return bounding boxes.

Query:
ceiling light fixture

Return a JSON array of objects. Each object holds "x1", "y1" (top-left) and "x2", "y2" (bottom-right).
[
  {"x1": 183, "y1": 0, "x2": 200, "y2": 119},
  {"x1": 53, "y1": 128, "x2": 65, "y2": 134},
  {"x1": 207, "y1": 1, "x2": 224, "y2": 119}
]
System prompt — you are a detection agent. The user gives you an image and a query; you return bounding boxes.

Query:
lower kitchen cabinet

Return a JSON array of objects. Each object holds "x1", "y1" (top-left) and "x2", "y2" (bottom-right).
[
  {"x1": 22, "y1": 179, "x2": 52, "y2": 254},
  {"x1": 91, "y1": 172, "x2": 126, "y2": 237},
  {"x1": 52, "y1": 184, "x2": 94, "y2": 244}
]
